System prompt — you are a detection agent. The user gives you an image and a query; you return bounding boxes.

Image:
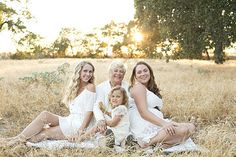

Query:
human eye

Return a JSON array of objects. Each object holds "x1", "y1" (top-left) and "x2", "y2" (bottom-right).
[
  {"x1": 143, "y1": 68, "x2": 149, "y2": 72},
  {"x1": 136, "y1": 70, "x2": 142, "y2": 74},
  {"x1": 119, "y1": 70, "x2": 124, "y2": 74}
]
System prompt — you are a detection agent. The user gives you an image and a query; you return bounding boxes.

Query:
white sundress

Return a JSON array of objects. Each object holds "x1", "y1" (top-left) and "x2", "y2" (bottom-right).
[
  {"x1": 59, "y1": 89, "x2": 96, "y2": 137},
  {"x1": 129, "y1": 88, "x2": 166, "y2": 144}
]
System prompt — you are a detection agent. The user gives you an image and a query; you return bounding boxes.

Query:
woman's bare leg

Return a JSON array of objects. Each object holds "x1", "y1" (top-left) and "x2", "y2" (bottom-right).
[
  {"x1": 10, "y1": 111, "x2": 61, "y2": 142},
  {"x1": 28, "y1": 126, "x2": 66, "y2": 143},
  {"x1": 140, "y1": 123, "x2": 195, "y2": 148}
]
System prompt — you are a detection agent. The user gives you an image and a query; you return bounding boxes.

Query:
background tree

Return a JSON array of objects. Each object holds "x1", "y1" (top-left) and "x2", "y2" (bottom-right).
[
  {"x1": 0, "y1": 0, "x2": 31, "y2": 33},
  {"x1": 51, "y1": 28, "x2": 82, "y2": 57},
  {"x1": 100, "y1": 21, "x2": 127, "y2": 57},
  {"x1": 13, "y1": 32, "x2": 46, "y2": 59},
  {"x1": 134, "y1": 0, "x2": 236, "y2": 64}
]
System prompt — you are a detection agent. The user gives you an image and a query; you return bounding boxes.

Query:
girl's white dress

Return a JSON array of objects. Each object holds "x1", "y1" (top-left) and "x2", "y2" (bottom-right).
[
  {"x1": 59, "y1": 89, "x2": 96, "y2": 137},
  {"x1": 129, "y1": 88, "x2": 164, "y2": 144},
  {"x1": 110, "y1": 105, "x2": 130, "y2": 146}
]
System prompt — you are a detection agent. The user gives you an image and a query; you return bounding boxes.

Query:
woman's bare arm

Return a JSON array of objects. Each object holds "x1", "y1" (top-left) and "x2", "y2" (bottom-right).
[
  {"x1": 131, "y1": 83, "x2": 176, "y2": 135},
  {"x1": 131, "y1": 83, "x2": 167, "y2": 126}
]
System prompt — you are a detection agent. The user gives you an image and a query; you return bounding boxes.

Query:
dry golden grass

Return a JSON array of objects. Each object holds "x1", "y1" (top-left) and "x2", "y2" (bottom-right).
[{"x1": 0, "y1": 58, "x2": 235, "y2": 157}]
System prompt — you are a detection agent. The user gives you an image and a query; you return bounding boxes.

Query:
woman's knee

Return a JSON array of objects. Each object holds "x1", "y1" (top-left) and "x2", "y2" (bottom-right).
[
  {"x1": 44, "y1": 126, "x2": 65, "y2": 139},
  {"x1": 188, "y1": 123, "x2": 196, "y2": 134},
  {"x1": 179, "y1": 123, "x2": 195, "y2": 136},
  {"x1": 38, "y1": 111, "x2": 50, "y2": 123}
]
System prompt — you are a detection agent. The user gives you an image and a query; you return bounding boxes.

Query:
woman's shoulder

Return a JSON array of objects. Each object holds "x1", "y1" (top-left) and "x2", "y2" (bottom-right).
[
  {"x1": 131, "y1": 82, "x2": 146, "y2": 91},
  {"x1": 130, "y1": 82, "x2": 146, "y2": 96},
  {"x1": 85, "y1": 83, "x2": 96, "y2": 93}
]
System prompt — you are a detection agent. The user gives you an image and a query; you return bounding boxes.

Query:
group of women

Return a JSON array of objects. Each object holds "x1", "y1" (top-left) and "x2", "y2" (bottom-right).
[{"x1": 1, "y1": 60, "x2": 195, "y2": 149}]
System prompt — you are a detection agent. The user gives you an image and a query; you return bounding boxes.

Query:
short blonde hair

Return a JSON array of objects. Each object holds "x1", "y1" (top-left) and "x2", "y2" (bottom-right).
[{"x1": 108, "y1": 85, "x2": 128, "y2": 108}]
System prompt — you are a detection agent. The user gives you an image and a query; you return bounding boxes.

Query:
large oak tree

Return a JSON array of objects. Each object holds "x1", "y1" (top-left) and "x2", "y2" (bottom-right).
[{"x1": 135, "y1": 0, "x2": 236, "y2": 64}]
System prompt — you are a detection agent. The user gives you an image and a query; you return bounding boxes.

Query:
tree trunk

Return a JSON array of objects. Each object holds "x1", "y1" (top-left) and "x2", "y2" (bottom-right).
[
  {"x1": 214, "y1": 40, "x2": 224, "y2": 64},
  {"x1": 206, "y1": 50, "x2": 210, "y2": 60}
]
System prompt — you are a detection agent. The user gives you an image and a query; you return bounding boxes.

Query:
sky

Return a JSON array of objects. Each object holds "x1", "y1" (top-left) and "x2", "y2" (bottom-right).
[{"x1": 0, "y1": 0, "x2": 135, "y2": 53}]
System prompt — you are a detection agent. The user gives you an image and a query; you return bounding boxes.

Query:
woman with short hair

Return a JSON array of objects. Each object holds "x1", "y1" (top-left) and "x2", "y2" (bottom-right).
[{"x1": 93, "y1": 60, "x2": 129, "y2": 133}]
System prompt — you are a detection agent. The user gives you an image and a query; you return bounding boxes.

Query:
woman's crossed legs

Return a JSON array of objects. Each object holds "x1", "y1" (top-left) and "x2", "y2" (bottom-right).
[
  {"x1": 139, "y1": 122, "x2": 195, "y2": 149},
  {"x1": 2, "y1": 111, "x2": 66, "y2": 143}
]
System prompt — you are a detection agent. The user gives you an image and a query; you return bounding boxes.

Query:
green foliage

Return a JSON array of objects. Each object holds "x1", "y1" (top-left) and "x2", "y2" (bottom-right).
[
  {"x1": 18, "y1": 63, "x2": 70, "y2": 91},
  {"x1": 8, "y1": 21, "x2": 149, "y2": 59},
  {"x1": 10, "y1": 51, "x2": 32, "y2": 59},
  {"x1": 51, "y1": 28, "x2": 80, "y2": 57},
  {"x1": 134, "y1": 0, "x2": 236, "y2": 64},
  {"x1": 52, "y1": 37, "x2": 71, "y2": 57},
  {"x1": 14, "y1": 31, "x2": 50, "y2": 59},
  {"x1": 0, "y1": 1, "x2": 31, "y2": 33}
]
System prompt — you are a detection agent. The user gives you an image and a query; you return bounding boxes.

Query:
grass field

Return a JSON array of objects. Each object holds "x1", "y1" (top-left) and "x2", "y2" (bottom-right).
[{"x1": 0, "y1": 58, "x2": 235, "y2": 157}]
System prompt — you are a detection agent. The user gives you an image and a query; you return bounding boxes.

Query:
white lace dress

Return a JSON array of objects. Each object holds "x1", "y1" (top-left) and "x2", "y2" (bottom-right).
[
  {"x1": 129, "y1": 89, "x2": 165, "y2": 144},
  {"x1": 59, "y1": 89, "x2": 96, "y2": 137},
  {"x1": 110, "y1": 105, "x2": 130, "y2": 146}
]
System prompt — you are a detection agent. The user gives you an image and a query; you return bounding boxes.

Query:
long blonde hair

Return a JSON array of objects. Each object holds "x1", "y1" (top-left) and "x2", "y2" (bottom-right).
[{"x1": 62, "y1": 61, "x2": 95, "y2": 106}]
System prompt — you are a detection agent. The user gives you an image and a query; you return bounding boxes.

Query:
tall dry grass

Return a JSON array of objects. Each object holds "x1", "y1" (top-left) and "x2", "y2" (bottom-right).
[{"x1": 0, "y1": 58, "x2": 235, "y2": 157}]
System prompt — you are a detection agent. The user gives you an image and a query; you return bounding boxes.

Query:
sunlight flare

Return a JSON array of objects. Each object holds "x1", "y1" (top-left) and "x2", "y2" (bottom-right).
[{"x1": 133, "y1": 31, "x2": 143, "y2": 42}]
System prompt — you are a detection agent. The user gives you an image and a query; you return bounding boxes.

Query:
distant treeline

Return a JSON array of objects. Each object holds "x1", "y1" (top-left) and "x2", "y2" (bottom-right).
[{"x1": 1, "y1": 0, "x2": 236, "y2": 63}]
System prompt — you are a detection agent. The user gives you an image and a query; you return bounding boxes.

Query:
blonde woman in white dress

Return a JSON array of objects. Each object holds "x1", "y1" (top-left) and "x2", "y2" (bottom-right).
[
  {"x1": 129, "y1": 61, "x2": 195, "y2": 148},
  {"x1": 1, "y1": 61, "x2": 96, "y2": 143}
]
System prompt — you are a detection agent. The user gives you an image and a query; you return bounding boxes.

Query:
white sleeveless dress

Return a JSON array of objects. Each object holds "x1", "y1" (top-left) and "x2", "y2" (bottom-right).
[
  {"x1": 129, "y1": 89, "x2": 165, "y2": 144},
  {"x1": 59, "y1": 89, "x2": 96, "y2": 137}
]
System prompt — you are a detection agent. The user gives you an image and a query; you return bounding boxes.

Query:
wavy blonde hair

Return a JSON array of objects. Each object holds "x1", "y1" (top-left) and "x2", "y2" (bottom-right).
[
  {"x1": 108, "y1": 85, "x2": 128, "y2": 108},
  {"x1": 62, "y1": 61, "x2": 95, "y2": 106}
]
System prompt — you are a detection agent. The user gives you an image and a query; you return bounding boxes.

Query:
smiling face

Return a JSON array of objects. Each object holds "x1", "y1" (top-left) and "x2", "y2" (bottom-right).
[
  {"x1": 80, "y1": 63, "x2": 94, "y2": 83},
  {"x1": 135, "y1": 64, "x2": 151, "y2": 86},
  {"x1": 110, "y1": 89, "x2": 124, "y2": 108},
  {"x1": 110, "y1": 67, "x2": 125, "y2": 85}
]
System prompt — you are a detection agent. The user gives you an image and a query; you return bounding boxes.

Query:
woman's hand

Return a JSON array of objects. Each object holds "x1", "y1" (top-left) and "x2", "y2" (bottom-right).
[
  {"x1": 67, "y1": 128, "x2": 85, "y2": 142},
  {"x1": 97, "y1": 120, "x2": 107, "y2": 133},
  {"x1": 163, "y1": 122, "x2": 177, "y2": 136},
  {"x1": 78, "y1": 128, "x2": 85, "y2": 136}
]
